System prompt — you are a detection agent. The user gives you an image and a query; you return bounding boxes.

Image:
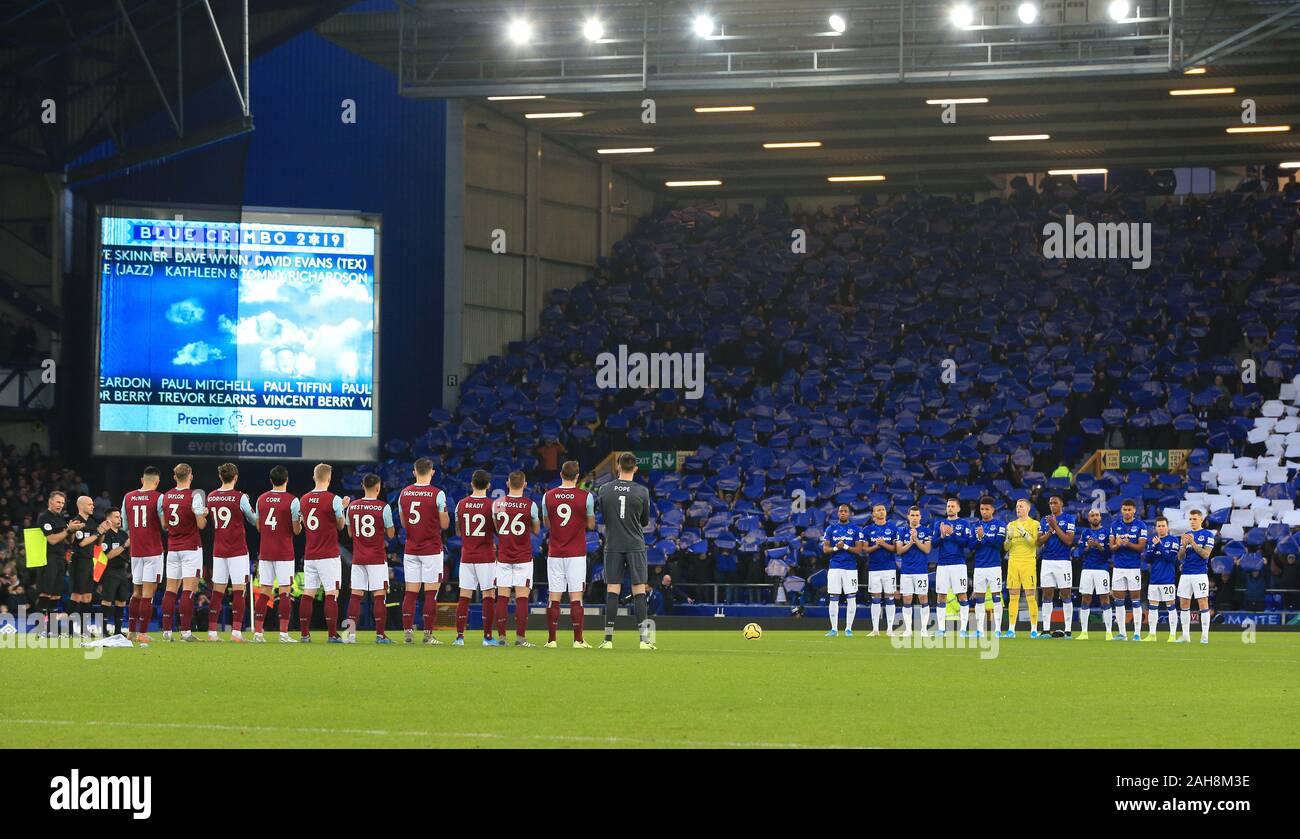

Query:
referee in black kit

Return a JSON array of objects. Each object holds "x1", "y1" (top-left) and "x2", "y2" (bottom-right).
[
  {"x1": 35, "y1": 491, "x2": 73, "y2": 636},
  {"x1": 597, "y1": 452, "x2": 655, "y2": 650}
]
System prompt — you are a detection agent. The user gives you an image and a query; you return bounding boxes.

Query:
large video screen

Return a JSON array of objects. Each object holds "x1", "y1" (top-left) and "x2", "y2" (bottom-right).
[{"x1": 92, "y1": 206, "x2": 381, "y2": 461}]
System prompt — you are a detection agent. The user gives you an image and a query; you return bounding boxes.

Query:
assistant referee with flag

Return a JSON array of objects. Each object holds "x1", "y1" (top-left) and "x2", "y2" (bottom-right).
[{"x1": 596, "y1": 453, "x2": 656, "y2": 650}]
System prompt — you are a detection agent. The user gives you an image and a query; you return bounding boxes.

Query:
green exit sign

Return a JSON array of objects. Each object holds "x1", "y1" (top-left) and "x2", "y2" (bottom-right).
[
  {"x1": 1118, "y1": 449, "x2": 1169, "y2": 470},
  {"x1": 632, "y1": 450, "x2": 678, "y2": 471}
]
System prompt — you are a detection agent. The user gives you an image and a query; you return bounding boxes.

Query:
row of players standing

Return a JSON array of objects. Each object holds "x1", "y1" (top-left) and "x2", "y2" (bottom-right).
[
  {"x1": 821, "y1": 494, "x2": 1217, "y2": 642},
  {"x1": 114, "y1": 456, "x2": 636, "y2": 647}
]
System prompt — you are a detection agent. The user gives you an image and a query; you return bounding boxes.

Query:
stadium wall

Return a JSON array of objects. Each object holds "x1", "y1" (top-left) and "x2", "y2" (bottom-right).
[
  {"x1": 451, "y1": 104, "x2": 656, "y2": 388},
  {"x1": 64, "y1": 26, "x2": 445, "y2": 470}
]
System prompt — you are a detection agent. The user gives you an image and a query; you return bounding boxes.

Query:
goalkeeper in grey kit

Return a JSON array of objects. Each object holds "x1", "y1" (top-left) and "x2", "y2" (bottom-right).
[{"x1": 596, "y1": 452, "x2": 656, "y2": 650}]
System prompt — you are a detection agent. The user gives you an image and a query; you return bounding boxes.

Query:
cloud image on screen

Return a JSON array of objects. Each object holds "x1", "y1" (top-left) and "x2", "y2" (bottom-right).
[{"x1": 217, "y1": 271, "x2": 375, "y2": 385}]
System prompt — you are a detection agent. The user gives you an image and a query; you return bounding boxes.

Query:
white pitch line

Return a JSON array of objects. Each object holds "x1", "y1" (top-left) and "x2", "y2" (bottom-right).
[{"x1": 7, "y1": 718, "x2": 860, "y2": 750}]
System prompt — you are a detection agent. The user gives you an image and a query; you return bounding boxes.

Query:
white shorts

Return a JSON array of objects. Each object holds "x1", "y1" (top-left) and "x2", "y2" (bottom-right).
[
  {"x1": 403, "y1": 553, "x2": 445, "y2": 586},
  {"x1": 1177, "y1": 573, "x2": 1210, "y2": 601},
  {"x1": 899, "y1": 573, "x2": 929, "y2": 597},
  {"x1": 350, "y1": 563, "x2": 389, "y2": 592},
  {"x1": 1147, "y1": 583, "x2": 1176, "y2": 603},
  {"x1": 459, "y1": 562, "x2": 497, "y2": 592},
  {"x1": 304, "y1": 557, "x2": 342, "y2": 592},
  {"x1": 827, "y1": 567, "x2": 858, "y2": 596},
  {"x1": 547, "y1": 555, "x2": 586, "y2": 594},
  {"x1": 867, "y1": 569, "x2": 896, "y2": 595},
  {"x1": 496, "y1": 561, "x2": 532, "y2": 589},
  {"x1": 131, "y1": 554, "x2": 163, "y2": 586},
  {"x1": 212, "y1": 555, "x2": 250, "y2": 586},
  {"x1": 1111, "y1": 568, "x2": 1142, "y2": 592},
  {"x1": 1041, "y1": 560, "x2": 1073, "y2": 589},
  {"x1": 257, "y1": 559, "x2": 296, "y2": 588},
  {"x1": 934, "y1": 565, "x2": 968, "y2": 597},
  {"x1": 165, "y1": 549, "x2": 203, "y2": 580},
  {"x1": 972, "y1": 567, "x2": 1003, "y2": 597},
  {"x1": 1079, "y1": 569, "x2": 1111, "y2": 595}
]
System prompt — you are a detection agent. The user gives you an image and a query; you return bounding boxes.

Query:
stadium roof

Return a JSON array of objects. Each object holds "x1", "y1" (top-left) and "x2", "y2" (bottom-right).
[
  {"x1": 0, "y1": 0, "x2": 355, "y2": 177},
  {"x1": 321, "y1": 0, "x2": 1300, "y2": 194}
]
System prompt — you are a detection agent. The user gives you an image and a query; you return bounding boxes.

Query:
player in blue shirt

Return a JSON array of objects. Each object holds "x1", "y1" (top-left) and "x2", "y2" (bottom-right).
[
  {"x1": 1177, "y1": 508, "x2": 1215, "y2": 644},
  {"x1": 970, "y1": 496, "x2": 1007, "y2": 638},
  {"x1": 1036, "y1": 495, "x2": 1076, "y2": 637},
  {"x1": 932, "y1": 498, "x2": 971, "y2": 636},
  {"x1": 1076, "y1": 508, "x2": 1113, "y2": 639},
  {"x1": 821, "y1": 504, "x2": 864, "y2": 637},
  {"x1": 861, "y1": 503, "x2": 897, "y2": 636},
  {"x1": 1108, "y1": 499, "x2": 1148, "y2": 640},
  {"x1": 1144, "y1": 515, "x2": 1181, "y2": 642},
  {"x1": 893, "y1": 506, "x2": 932, "y2": 637}
]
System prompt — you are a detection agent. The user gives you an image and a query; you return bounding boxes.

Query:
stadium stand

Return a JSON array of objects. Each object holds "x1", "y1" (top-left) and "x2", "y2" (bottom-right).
[{"x1": 346, "y1": 183, "x2": 1300, "y2": 609}]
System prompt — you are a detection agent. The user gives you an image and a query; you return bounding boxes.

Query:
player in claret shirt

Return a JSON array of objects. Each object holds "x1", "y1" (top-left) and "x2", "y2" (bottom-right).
[
  {"x1": 970, "y1": 497, "x2": 1007, "y2": 638},
  {"x1": 1108, "y1": 499, "x2": 1148, "y2": 640},
  {"x1": 861, "y1": 503, "x2": 896, "y2": 636},
  {"x1": 541, "y1": 461, "x2": 595, "y2": 648},
  {"x1": 299, "y1": 463, "x2": 349, "y2": 643},
  {"x1": 1036, "y1": 495, "x2": 1077, "y2": 637},
  {"x1": 160, "y1": 463, "x2": 208, "y2": 641},
  {"x1": 205, "y1": 462, "x2": 257, "y2": 642},
  {"x1": 1177, "y1": 507, "x2": 1215, "y2": 644},
  {"x1": 1076, "y1": 508, "x2": 1113, "y2": 639},
  {"x1": 398, "y1": 458, "x2": 449, "y2": 645},
  {"x1": 122, "y1": 467, "x2": 164, "y2": 643},
  {"x1": 255, "y1": 465, "x2": 301, "y2": 643},
  {"x1": 454, "y1": 470, "x2": 499, "y2": 646},
  {"x1": 821, "y1": 504, "x2": 863, "y2": 637},
  {"x1": 893, "y1": 506, "x2": 932, "y2": 637},
  {"x1": 493, "y1": 471, "x2": 541, "y2": 647},
  {"x1": 346, "y1": 473, "x2": 396, "y2": 644},
  {"x1": 1144, "y1": 515, "x2": 1181, "y2": 643}
]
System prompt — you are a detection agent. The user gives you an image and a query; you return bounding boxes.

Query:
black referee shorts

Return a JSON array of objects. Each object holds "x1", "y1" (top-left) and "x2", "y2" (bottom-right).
[
  {"x1": 604, "y1": 550, "x2": 648, "y2": 587},
  {"x1": 38, "y1": 560, "x2": 67, "y2": 599},
  {"x1": 70, "y1": 557, "x2": 95, "y2": 595},
  {"x1": 100, "y1": 570, "x2": 132, "y2": 604}
]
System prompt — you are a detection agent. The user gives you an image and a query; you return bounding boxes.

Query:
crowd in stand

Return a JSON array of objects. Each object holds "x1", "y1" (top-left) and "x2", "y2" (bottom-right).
[
  {"x1": 352, "y1": 182, "x2": 1300, "y2": 611},
  {"x1": 5, "y1": 182, "x2": 1300, "y2": 621}
]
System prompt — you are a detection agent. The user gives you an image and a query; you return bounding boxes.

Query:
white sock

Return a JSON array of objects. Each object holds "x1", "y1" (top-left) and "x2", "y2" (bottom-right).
[
  {"x1": 870, "y1": 601, "x2": 881, "y2": 631},
  {"x1": 1079, "y1": 607, "x2": 1090, "y2": 630},
  {"x1": 844, "y1": 596, "x2": 857, "y2": 630},
  {"x1": 914, "y1": 604, "x2": 925, "y2": 632},
  {"x1": 959, "y1": 603, "x2": 970, "y2": 632},
  {"x1": 902, "y1": 605, "x2": 913, "y2": 632},
  {"x1": 1148, "y1": 606, "x2": 1159, "y2": 635},
  {"x1": 886, "y1": 602, "x2": 896, "y2": 631},
  {"x1": 1167, "y1": 608, "x2": 1179, "y2": 636},
  {"x1": 993, "y1": 601, "x2": 1003, "y2": 634},
  {"x1": 829, "y1": 599, "x2": 840, "y2": 632},
  {"x1": 1063, "y1": 601, "x2": 1073, "y2": 632},
  {"x1": 933, "y1": 604, "x2": 944, "y2": 632},
  {"x1": 975, "y1": 604, "x2": 985, "y2": 634},
  {"x1": 1102, "y1": 607, "x2": 1113, "y2": 631},
  {"x1": 1133, "y1": 604, "x2": 1143, "y2": 633},
  {"x1": 1200, "y1": 611, "x2": 1210, "y2": 641},
  {"x1": 1041, "y1": 598, "x2": 1052, "y2": 631},
  {"x1": 1115, "y1": 605, "x2": 1126, "y2": 634},
  {"x1": 1181, "y1": 610, "x2": 1192, "y2": 640}
]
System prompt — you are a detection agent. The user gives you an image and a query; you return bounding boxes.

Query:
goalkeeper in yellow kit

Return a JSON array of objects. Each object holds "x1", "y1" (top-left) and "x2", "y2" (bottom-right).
[{"x1": 1003, "y1": 498, "x2": 1041, "y2": 638}]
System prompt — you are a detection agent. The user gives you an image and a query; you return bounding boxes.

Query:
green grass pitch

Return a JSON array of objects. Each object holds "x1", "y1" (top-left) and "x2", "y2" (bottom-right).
[{"x1": 8, "y1": 630, "x2": 1298, "y2": 748}]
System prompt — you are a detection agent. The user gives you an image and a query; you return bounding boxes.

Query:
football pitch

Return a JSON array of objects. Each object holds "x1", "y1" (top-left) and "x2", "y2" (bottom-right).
[{"x1": 8, "y1": 630, "x2": 1298, "y2": 749}]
